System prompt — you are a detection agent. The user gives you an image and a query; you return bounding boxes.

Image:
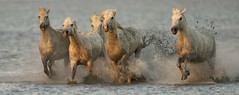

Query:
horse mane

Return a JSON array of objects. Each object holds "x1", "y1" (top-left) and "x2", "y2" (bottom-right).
[
  {"x1": 173, "y1": 8, "x2": 188, "y2": 27},
  {"x1": 173, "y1": 8, "x2": 182, "y2": 14},
  {"x1": 38, "y1": 7, "x2": 46, "y2": 12},
  {"x1": 73, "y1": 19, "x2": 77, "y2": 32},
  {"x1": 115, "y1": 21, "x2": 123, "y2": 30}
]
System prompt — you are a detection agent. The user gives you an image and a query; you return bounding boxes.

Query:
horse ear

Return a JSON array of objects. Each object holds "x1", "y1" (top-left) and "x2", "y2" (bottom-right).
[
  {"x1": 113, "y1": 9, "x2": 117, "y2": 16},
  {"x1": 73, "y1": 19, "x2": 77, "y2": 30},
  {"x1": 101, "y1": 11, "x2": 105, "y2": 18},
  {"x1": 90, "y1": 13, "x2": 96, "y2": 22},
  {"x1": 172, "y1": 8, "x2": 176, "y2": 14},
  {"x1": 46, "y1": 8, "x2": 50, "y2": 14},
  {"x1": 181, "y1": 8, "x2": 186, "y2": 14},
  {"x1": 89, "y1": 16, "x2": 93, "y2": 22},
  {"x1": 89, "y1": 17, "x2": 93, "y2": 22}
]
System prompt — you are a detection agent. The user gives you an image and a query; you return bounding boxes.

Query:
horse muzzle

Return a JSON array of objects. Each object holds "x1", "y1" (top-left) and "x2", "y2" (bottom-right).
[
  {"x1": 171, "y1": 27, "x2": 178, "y2": 35},
  {"x1": 103, "y1": 25, "x2": 109, "y2": 32},
  {"x1": 63, "y1": 30, "x2": 69, "y2": 38},
  {"x1": 40, "y1": 24, "x2": 47, "y2": 31}
]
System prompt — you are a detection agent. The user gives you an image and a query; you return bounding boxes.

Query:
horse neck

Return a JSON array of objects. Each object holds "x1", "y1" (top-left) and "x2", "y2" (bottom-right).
[
  {"x1": 178, "y1": 15, "x2": 189, "y2": 42},
  {"x1": 40, "y1": 24, "x2": 53, "y2": 40},
  {"x1": 107, "y1": 29, "x2": 117, "y2": 44},
  {"x1": 69, "y1": 31, "x2": 83, "y2": 48},
  {"x1": 177, "y1": 27, "x2": 190, "y2": 43}
]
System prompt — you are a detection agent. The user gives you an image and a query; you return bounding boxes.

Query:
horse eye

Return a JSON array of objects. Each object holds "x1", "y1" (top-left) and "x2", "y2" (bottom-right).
[
  {"x1": 46, "y1": 16, "x2": 48, "y2": 18},
  {"x1": 71, "y1": 24, "x2": 73, "y2": 26},
  {"x1": 91, "y1": 25, "x2": 93, "y2": 27},
  {"x1": 111, "y1": 17, "x2": 114, "y2": 19},
  {"x1": 179, "y1": 17, "x2": 182, "y2": 20},
  {"x1": 38, "y1": 16, "x2": 40, "y2": 18},
  {"x1": 63, "y1": 25, "x2": 64, "y2": 27}
]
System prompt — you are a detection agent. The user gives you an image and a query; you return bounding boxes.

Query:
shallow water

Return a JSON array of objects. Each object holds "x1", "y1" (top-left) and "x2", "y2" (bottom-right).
[
  {"x1": 1, "y1": 82, "x2": 239, "y2": 95},
  {"x1": 0, "y1": 0, "x2": 239, "y2": 94}
]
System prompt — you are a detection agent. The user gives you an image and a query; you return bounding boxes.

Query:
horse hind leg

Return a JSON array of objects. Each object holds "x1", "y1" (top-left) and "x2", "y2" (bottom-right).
[{"x1": 209, "y1": 58, "x2": 229, "y2": 82}]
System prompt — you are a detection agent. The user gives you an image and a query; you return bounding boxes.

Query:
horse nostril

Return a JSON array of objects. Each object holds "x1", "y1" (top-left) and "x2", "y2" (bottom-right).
[
  {"x1": 43, "y1": 25, "x2": 47, "y2": 28},
  {"x1": 66, "y1": 30, "x2": 68, "y2": 34}
]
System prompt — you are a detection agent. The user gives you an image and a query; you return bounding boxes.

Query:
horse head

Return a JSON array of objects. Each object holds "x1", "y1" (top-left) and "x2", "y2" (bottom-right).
[
  {"x1": 62, "y1": 17, "x2": 77, "y2": 37},
  {"x1": 38, "y1": 7, "x2": 50, "y2": 31},
  {"x1": 101, "y1": 9, "x2": 117, "y2": 32},
  {"x1": 171, "y1": 8, "x2": 187, "y2": 35}
]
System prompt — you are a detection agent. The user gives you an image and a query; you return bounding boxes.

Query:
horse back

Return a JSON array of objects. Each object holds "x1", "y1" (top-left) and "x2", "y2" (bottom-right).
[{"x1": 122, "y1": 27, "x2": 143, "y2": 54}]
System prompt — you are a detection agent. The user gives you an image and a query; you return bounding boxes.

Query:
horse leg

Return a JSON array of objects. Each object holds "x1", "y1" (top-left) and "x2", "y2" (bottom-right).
[
  {"x1": 118, "y1": 54, "x2": 128, "y2": 71},
  {"x1": 177, "y1": 57, "x2": 189, "y2": 80},
  {"x1": 48, "y1": 60, "x2": 56, "y2": 77},
  {"x1": 176, "y1": 58, "x2": 183, "y2": 79},
  {"x1": 67, "y1": 60, "x2": 77, "y2": 84},
  {"x1": 110, "y1": 60, "x2": 117, "y2": 70},
  {"x1": 42, "y1": 58, "x2": 50, "y2": 78},
  {"x1": 64, "y1": 57, "x2": 70, "y2": 73},
  {"x1": 87, "y1": 60, "x2": 93, "y2": 75},
  {"x1": 182, "y1": 60, "x2": 190, "y2": 80}
]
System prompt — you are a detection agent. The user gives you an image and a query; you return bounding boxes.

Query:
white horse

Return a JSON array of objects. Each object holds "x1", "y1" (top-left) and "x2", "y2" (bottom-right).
[
  {"x1": 62, "y1": 17, "x2": 104, "y2": 84},
  {"x1": 101, "y1": 9, "x2": 145, "y2": 83},
  {"x1": 38, "y1": 7, "x2": 70, "y2": 78},
  {"x1": 171, "y1": 8, "x2": 216, "y2": 80},
  {"x1": 89, "y1": 14, "x2": 107, "y2": 43}
]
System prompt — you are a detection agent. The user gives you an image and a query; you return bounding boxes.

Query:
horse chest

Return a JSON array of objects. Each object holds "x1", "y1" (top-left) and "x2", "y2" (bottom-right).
[
  {"x1": 39, "y1": 39, "x2": 55, "y2": 56},
  {"x1": 106, "y1": 44, "x2": 123, "y2": 61},
  {"x1": 69, "y1": 45, "x2": 89, "y2": 63},
  {"x1": 176, "y1": 39, "x2": 192, "y2": 57}
]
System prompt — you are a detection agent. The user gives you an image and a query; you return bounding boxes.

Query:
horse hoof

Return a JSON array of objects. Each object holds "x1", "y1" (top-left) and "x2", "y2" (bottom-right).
[
  {"x1": 67, "y1": 78, "x2": 77, "y2": 85},
  {"x1": 181, "y1": 75, "x2": 188, "y2": 80},
  {"x1": 181, "y1": 77, "x2": 186, "y2": 80},
  {"x1": 185, "y1": 71, "x2": 190, "y2": 76}
]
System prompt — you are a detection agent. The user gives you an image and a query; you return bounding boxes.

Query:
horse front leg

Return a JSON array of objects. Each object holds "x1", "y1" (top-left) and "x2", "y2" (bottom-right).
[
  {"x1": 64, "y1": 57, "x2": 70, "y2": 74},
  {"x1": 87, "y1": 60, "x2": 93, "y2": 75},
  {"x1": 48, "y1": 60, "x2": 56, "y2": 77},
  {"x1": 110, "y1": 60, "x2": 117, "y2": 70},
  {"x1": 182, "y1": 60, "x2": 190, "y2": 80},
  {"x1": 118, "y1": 54, "x2": 128, "y2": 72},
  {"x1": 67, "y1": 60, "x2": 77, "y2": 84},
  {"x1": 176, "y1": 57, "x2": 184, "y2": 79},
  {"x1": 42, "y1": 58, "x2": 50, "y2": 78},
  {"x1": 177, "y1": 57, "x2": 190, "y2": 80}
]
